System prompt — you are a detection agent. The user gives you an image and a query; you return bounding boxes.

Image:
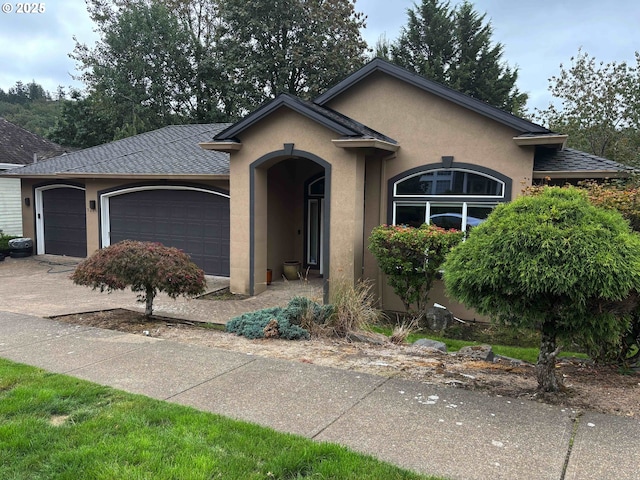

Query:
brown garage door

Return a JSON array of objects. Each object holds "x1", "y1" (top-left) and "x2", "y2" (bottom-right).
[
  {"x1": 42, "y1": 187, "x2": 87, "y2": 257},
  {"x1": 108, "y1": 188, "x2": 230, "y2": 276}
]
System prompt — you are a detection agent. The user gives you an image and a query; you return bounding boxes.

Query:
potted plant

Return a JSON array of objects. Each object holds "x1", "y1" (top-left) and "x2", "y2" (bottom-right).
[{"x1": 283, "y1": 261, "x2": 300, "y2": 280}]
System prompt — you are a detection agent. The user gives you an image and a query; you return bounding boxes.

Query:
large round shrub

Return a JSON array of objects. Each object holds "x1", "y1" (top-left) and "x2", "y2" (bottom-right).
[{"x1": 443, "y1": 187, "x2": 640, "y2": 392}]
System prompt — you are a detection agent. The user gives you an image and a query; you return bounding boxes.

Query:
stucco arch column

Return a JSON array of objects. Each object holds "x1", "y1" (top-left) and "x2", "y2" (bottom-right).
[
  {"x1": 229, "y1": 153, "x2": 253, "y2": 295},
  {"x1": 326, "y1": 150, "x2": 366, "y2": 298}
]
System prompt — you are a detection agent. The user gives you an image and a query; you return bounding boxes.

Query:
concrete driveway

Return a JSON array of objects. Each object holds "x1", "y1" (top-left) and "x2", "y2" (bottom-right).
[{"x1": 0, "y1": 255, "x2": 322, "y2": 323}]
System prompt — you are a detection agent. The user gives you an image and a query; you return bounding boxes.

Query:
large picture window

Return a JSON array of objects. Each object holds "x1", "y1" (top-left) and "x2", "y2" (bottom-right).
[{"x1": 390, "y1": 167, "x2": 509, "y2": 232}]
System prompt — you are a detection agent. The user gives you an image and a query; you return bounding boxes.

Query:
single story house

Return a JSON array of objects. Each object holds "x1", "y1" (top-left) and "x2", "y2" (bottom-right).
[
  {"x1": 6, "y1": 59, "x2": 631, "y2": 317},
  {"x1": 0, "y1": 117, "x2": 68, "y2": 236}
]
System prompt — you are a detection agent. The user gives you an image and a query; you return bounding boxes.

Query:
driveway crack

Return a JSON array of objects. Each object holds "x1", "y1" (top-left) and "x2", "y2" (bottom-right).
[{"x1": 560, "y1": 411, "x2": 583, "y2": 480}]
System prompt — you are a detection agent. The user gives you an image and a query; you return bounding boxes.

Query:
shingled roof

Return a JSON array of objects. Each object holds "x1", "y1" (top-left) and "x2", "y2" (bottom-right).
[
  {"x1": 0, "y1": 117, "x2": 68, "y2": 166},
  {"x1": 534, "y1": 147, "x2": 633, "y2": 175},
  {"x1": 4, "y1": 124, "x2": 231, "y2": 177},
  {"x1": 213, "y1": 93, "x2": 397, "y2": 145}
]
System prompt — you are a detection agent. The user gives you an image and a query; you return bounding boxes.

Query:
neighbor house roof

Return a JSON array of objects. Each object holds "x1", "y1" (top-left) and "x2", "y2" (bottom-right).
[
  {"x1": 315, "y1": 58, "x2": 553, "y2": 136},
  {"x1": 0, "y1": 117, "x2": 69, "y2": 168},
  {"x1": 3, "y1": 124, "x2": 232, "y2": 178},
  {"x1": 211, "y1": 93, "x2": 398, "y2": 145},
  {"x1": 533, "y1": 147, "x2": 634, "y2": 178}
]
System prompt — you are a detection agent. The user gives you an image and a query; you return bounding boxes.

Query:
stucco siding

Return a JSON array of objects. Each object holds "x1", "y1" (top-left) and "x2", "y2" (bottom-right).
[
  {"x1": 324, "y1": 71, "x2": 534, "y2": 200},
  {"x1": 226, "y1": 107, "x2": 365, "y2": 297},
  {"x1": 325, "y1": 71, "x2": 527, "y2": 318}
]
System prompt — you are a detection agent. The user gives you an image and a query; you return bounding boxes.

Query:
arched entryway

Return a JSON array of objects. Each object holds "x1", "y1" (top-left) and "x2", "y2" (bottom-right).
[{"x1": 249, "y1": 146, "x2": 331, "y2": 300}]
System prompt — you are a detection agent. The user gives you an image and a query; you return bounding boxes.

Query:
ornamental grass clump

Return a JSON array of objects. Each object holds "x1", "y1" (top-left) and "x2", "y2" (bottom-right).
[
  {"x1": 71, "y1": 240, "x2": 206, "y2": 316},
  {"x1": 322, "y1": 278, "x2": 381, "y2": 337}
]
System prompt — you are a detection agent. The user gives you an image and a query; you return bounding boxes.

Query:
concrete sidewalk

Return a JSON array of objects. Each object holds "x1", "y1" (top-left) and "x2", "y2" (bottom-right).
[{"x1": 0, "y1": 311, "x2": 638, "y2": 480}]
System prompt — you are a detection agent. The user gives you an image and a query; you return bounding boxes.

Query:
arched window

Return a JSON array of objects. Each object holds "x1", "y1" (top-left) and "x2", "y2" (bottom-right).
[{"x1": 390, "y1": 166, "x2": 510, "y2": 232}]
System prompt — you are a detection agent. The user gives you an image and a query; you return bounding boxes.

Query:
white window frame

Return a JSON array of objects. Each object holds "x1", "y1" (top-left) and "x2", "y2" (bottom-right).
[{"x1": 393, "y1": 201, "x2": 497, "y2": 233}]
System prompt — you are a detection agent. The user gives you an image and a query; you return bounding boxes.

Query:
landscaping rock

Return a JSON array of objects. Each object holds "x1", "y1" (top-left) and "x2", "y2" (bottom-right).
[
  {"x1": 495, "y1": 354, "x2": 528, "y2": 366},
  {"x1": 419, "y1": 306, "x2": 454, "y2": 331},
  {"x1": 346, "y1": 331, "x2": 388, "y2": 345},
  {"x1": 457, "y1": 344, "x2": 494, "y2": 362},
  {"x1": 413, "y1": 338, "x2": 448, "y2": 353}
]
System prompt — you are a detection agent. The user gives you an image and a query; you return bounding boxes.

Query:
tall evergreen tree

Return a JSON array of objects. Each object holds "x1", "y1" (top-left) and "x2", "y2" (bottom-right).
[{"x1": 390, "y1": 0, "x2": 527, "y2": 113}]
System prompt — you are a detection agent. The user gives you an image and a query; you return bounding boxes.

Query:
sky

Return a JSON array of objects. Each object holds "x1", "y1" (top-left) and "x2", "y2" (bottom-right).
[{"x1": 0, "y1": 0, "x2": 638, "y2": 113}]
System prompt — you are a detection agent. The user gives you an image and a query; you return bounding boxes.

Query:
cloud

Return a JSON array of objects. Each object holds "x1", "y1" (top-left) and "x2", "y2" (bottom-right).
[{"x1": 0, "y1": 0, "x2": 96, "y2": 93}]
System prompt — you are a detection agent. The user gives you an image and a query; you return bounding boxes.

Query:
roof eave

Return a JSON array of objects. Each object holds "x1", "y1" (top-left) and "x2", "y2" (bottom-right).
[
  {"x1": 7, "y1": 173, "x2": 230, "y2": 180},
  {"x1": 316, "y1": 58, "x2": 551, "y2": 135},
  {"x1": 199, "y1": 141, "x2": 243, "y2": 152},
  {"x1": 514, "y1": 135, "x2": 568, "y2": 148},
  {"x1": 332, "y1": 138, "x2": 399, "y2": 152},
  {"x1": 0, "y1": 163, "x2": 24, "y2": 170},
  {"x1": 213, "y1": 94, "x2": 357, "y2": 141}
]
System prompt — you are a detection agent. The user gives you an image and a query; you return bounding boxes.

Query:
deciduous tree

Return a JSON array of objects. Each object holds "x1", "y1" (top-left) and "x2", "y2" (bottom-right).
[
  {"x1": 218, "y1": 0, "x2": 368, "y2": 104},
  {"x1": 72, "y1": 1, "x2": 199, "y2": 139},
  {"x1": 536, "y1": 49, "x2": 640, "y2": 166},
  {"x1": 72, "y1": 240, "x2": 206, "y2": 316}
]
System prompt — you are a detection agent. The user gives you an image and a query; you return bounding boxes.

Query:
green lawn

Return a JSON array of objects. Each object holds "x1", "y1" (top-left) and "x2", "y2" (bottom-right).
[
  {"x1": 372, "y1": 327, "x2": 588, "y2": 364},
  {"x1": 0, "y1": 359, "x2": 439, "y2": 480}
]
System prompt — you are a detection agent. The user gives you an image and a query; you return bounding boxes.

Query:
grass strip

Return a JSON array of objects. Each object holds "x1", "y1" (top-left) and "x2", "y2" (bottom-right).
[
  {"x1": 372, "y1": 327, "x2": 587, "y2": 364},
  {"x1": 0, "y1": 359, "x2": 439, "y2": 480}
]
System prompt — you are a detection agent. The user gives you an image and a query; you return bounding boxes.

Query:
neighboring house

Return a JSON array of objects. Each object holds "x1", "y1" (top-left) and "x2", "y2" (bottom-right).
[
  {"x1": 0, "y1": 118, "x2": 68, "y2": 236},
  {"x1": 8, "y1": 59, "x2": 630, "y2": 317}
]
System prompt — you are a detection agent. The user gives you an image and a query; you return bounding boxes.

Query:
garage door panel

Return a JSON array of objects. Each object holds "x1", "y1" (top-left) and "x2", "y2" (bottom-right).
[
  {"x1": 108, "y1": 189, "x2": 230, "y2": 276},
  {"x1": 42, "y1": 188, "x2": 87, "y2": 257}
]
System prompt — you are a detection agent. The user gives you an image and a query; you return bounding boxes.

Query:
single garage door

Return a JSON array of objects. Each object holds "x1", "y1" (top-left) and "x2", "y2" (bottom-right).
[
  {"x1": 108, "y1": 188, "x2": 230, "y2": 276},
  {"x1": 41, "y1": 187, "x2": 87, "y2": 257}
]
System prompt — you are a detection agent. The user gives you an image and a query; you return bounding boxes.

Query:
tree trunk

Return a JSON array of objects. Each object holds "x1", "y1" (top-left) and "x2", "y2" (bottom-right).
[
  {"x1": 144, "y1": 286, "x2": 155, "y2": 317},
  {"x1": 536, "y1": 320, "x2": 561, "y2": 392}
]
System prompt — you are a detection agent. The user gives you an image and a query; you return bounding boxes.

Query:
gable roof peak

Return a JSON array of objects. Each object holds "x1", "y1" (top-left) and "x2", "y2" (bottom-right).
[
  {"x1": 315, "y1": 57, "x2": 551, "y2": 136},
  {"x1": 213, "y1": 91, "x2": 397, "y2": 145}
]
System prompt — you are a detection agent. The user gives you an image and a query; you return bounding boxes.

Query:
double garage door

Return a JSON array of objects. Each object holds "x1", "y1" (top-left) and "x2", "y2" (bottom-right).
[{"x1": 39, "y1": 186, "x2": 230, "y2": 276}]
